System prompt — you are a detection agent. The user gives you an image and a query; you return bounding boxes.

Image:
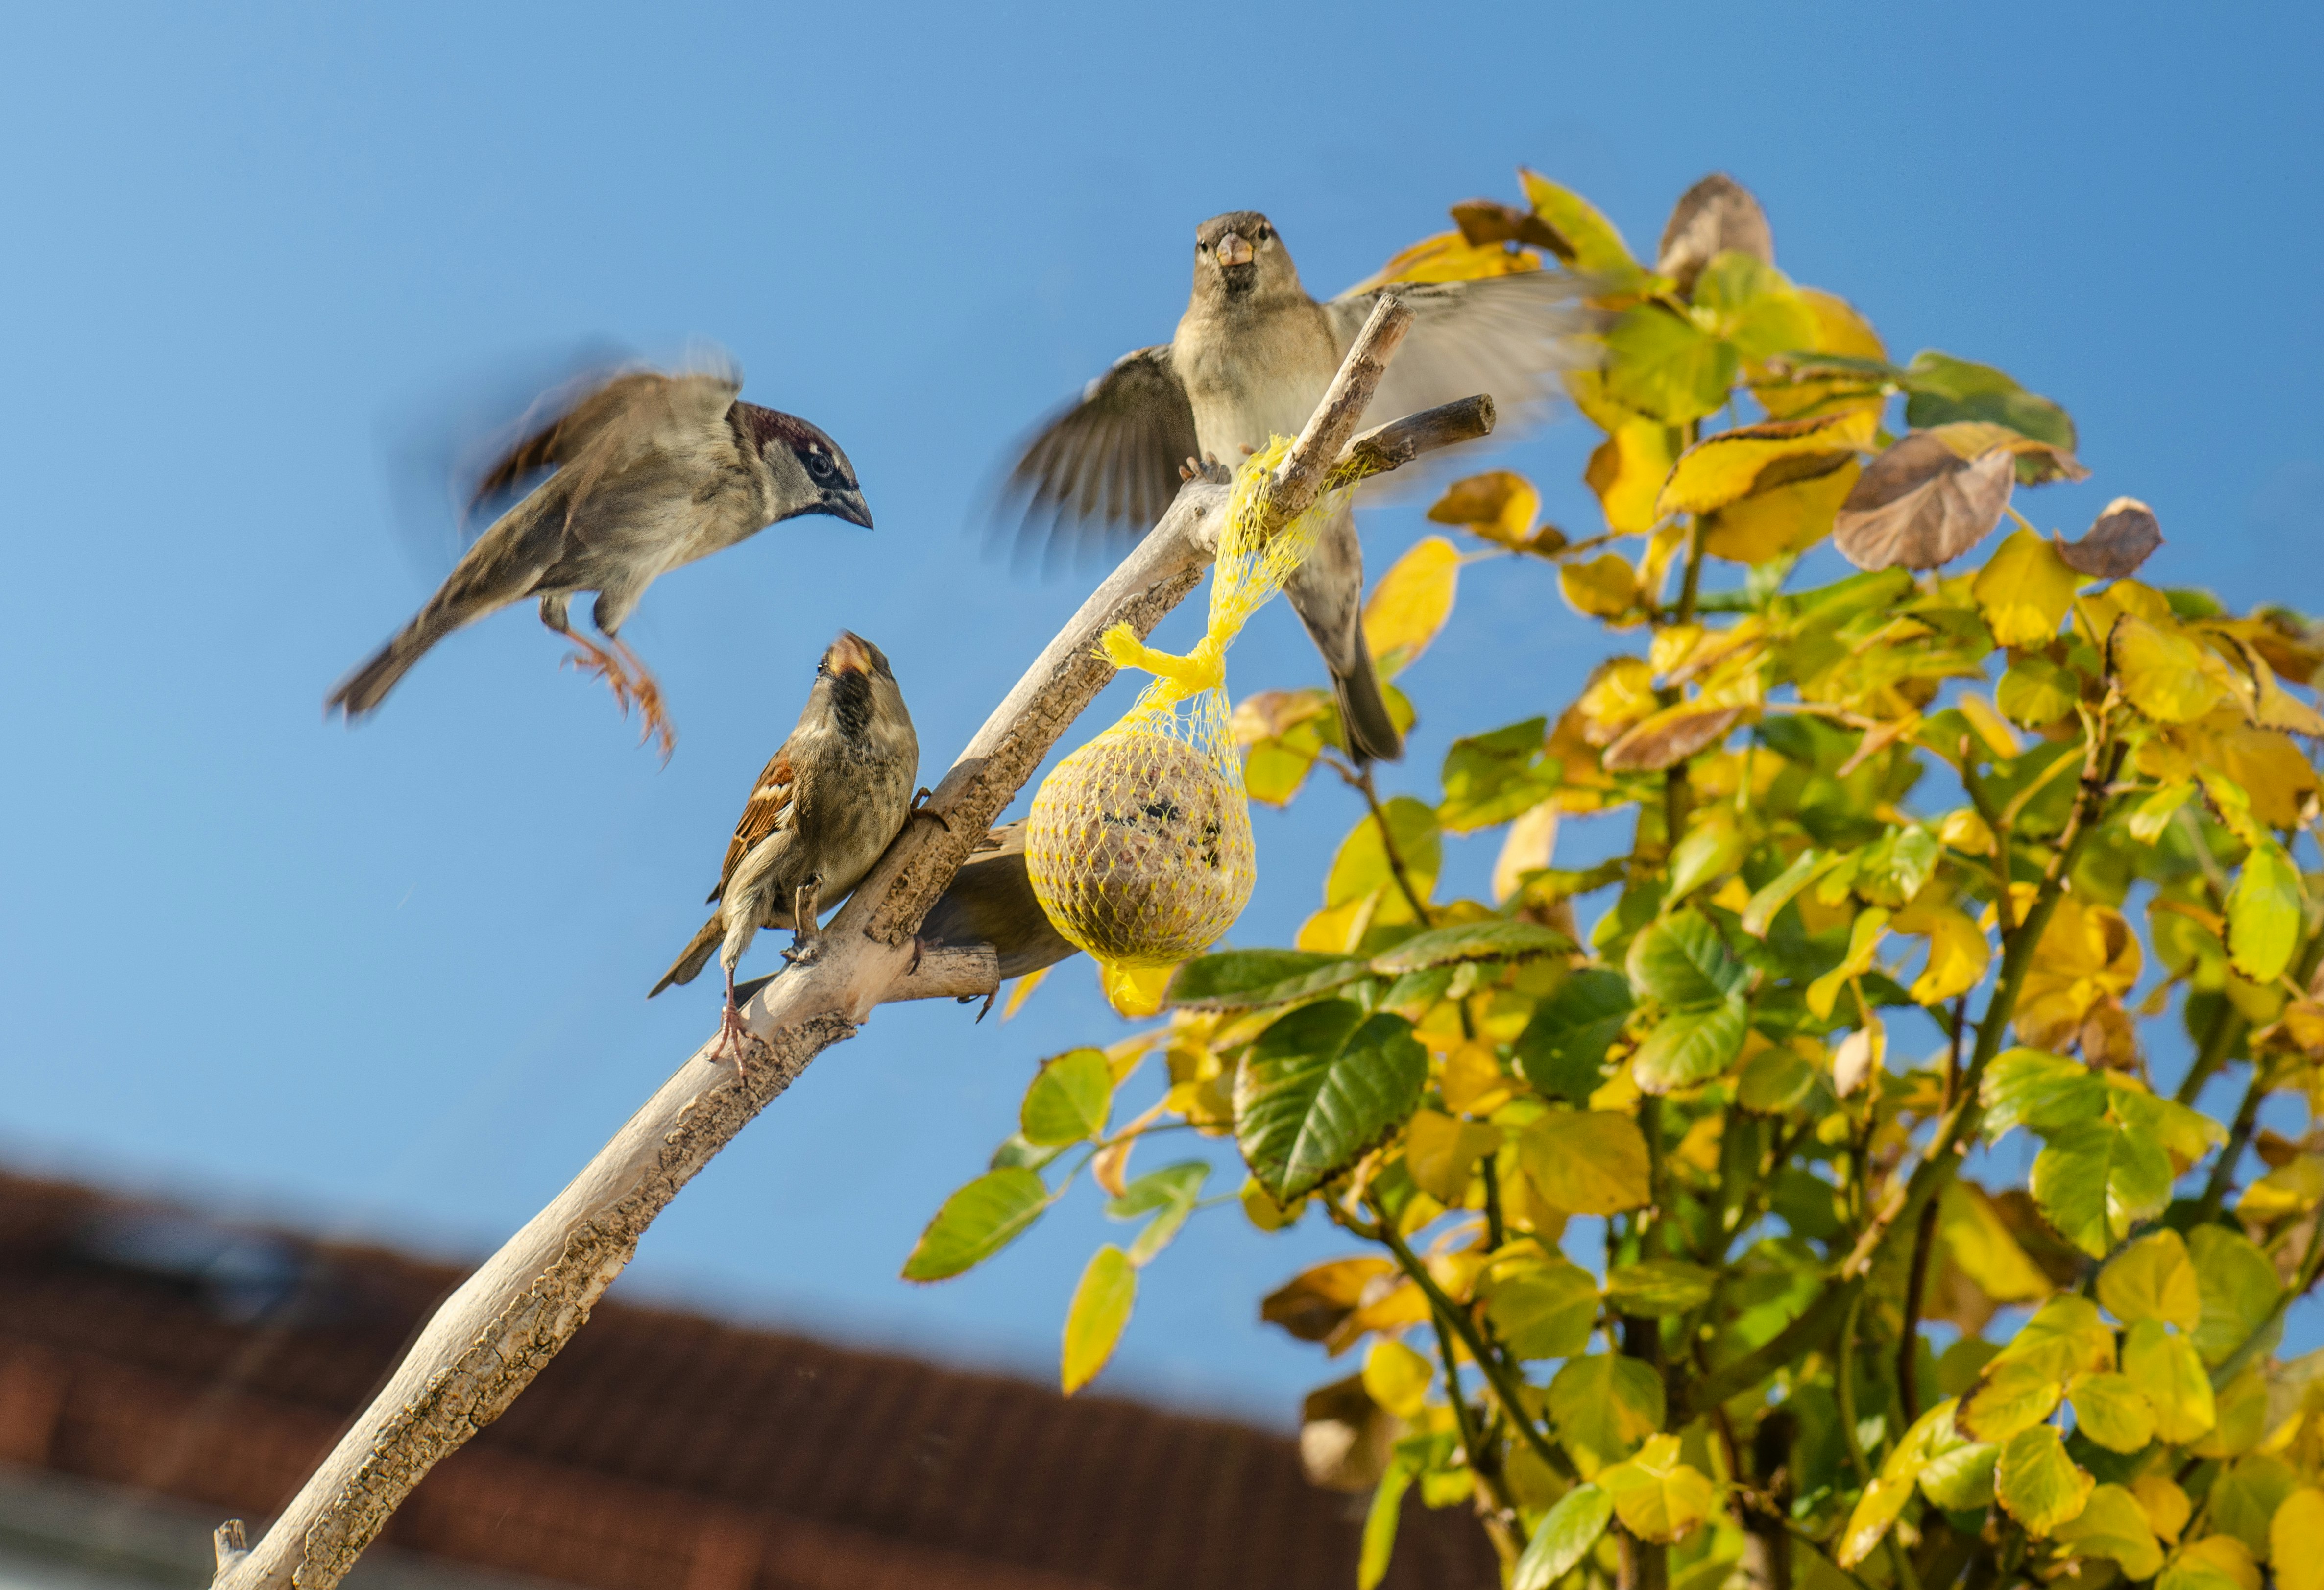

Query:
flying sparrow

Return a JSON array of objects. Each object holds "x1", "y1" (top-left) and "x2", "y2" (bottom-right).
[
  {"x1": 651, "y1": 632, "x2": 918, "y2": 1061},
  {"x1": 328, "y1": 359, "x2": 872, "y2": 755},
  {"x1": 1001, "y1": 211, "x2": 1594, "y2": 762}
]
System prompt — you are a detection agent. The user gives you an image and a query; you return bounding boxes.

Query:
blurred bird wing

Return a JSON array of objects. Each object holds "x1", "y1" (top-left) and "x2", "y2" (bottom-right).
[
  {"x1": 710, "y1": 744, "x2": 798, "y2": 901},
  {"x1": 998, "y1": 345, "x2": 1200, "y2": 568},
  {"x1": 470, "y1": 367, "x2": 745, "y2": 516},
  {"x1": 1324, "y1": 272, "x2": 1599, "y2": 437}
]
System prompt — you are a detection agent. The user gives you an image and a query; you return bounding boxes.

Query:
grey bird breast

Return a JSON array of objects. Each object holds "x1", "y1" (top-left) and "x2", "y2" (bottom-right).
[{"x1": 1171, "y1": 299, "x2": 1342, "y2": 457}]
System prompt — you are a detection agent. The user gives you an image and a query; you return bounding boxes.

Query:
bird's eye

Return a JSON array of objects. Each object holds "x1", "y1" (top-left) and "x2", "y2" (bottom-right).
[
  {"x1": 1257, "y1": 226, "x2": 1271, "y2": 241},
  {"x1": 803, "y1": 448, "x2": 835, "y2": 480}
]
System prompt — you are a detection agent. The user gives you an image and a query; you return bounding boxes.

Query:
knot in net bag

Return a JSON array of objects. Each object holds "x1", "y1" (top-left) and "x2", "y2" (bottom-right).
[{"x1": 1026, "y1": 439, "x2": 1352, "y2": 1014}]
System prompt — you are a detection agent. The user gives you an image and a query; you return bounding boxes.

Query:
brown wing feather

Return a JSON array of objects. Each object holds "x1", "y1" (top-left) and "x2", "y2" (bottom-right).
[
  {"x1": 468, "y1": 371, "x2": 675, "y2": 512},
  {"x1": 1000, "y1": 346, "x2": 1199, "y2": 567},
  {"x1": 707, "y1": 745, "x2": 797, "y2": 902}
]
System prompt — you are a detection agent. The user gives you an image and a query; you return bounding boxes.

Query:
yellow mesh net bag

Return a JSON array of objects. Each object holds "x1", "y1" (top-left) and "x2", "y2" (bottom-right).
[{"x1": 1026, "y1": 439, "x2": 1354, "y2": 1015}]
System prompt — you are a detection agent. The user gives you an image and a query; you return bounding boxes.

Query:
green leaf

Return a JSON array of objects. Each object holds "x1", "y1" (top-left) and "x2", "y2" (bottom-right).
[
  {"x1": 1061, "y1": 1245, "x2": 1136, "y2": 1394},
  {"x1": 2121, "y1": 1319, "x2": 2215, "y2": 1443},
  {"x1": 1855, "y1": 824, "x2": 1943, "y2": 908},
  {"x1": 1514, "y1": 969, "x2": 1634, "y2": 1101},
  {"x1": 1368, "y1": 918, "x2": 1572, "y2": 974},
  {"x1": 1693, "y1": 252, "x2": 1817, "y2": 362},
  {"x1": 2030, "y1": 1118, "x2": 2173, "y2": 1258},
  {"x1": 1980, "y1": 1047, "x2": 2108, "y2": 1141},
  {"x1": 2099, "y1": 1228, "x2": 2203, "y2": 1330},
  {"x1": 1520, "y1": 168, "x2": 1642, "y2": 279},
  {"x1": 1959, "y1": 1356, "x2": 2067, "y2": 1443},
  {"x1": 901, "y1": 1168, "x2": 1051, "y2": 1281},
  {"x1": 1165, "y1": 950, "x2": 1366, "y2": 1010},
  {"x1": 1358, "y1": 1444, "x2": 1420, "y2": 1590},
  {"x1": 1603, "y1": 1258, "x2": 1717, "y2": 1317},
  {"x1": 1020, "y1": 1048, "x2": 1113, "y2": 1145},
  {"x1": 1440, "y1": 718, "x2": 1558, "y2": 832},
  {"x1": 1902, "y1": 350, "x2": 2078, "y2": 467},
  {"x1": 2227, "y1": 840, "x2": 2303, "y2": 983},
  {"x1": 1107, "y1": 1161, "x2": 1209, "y2": 1266},
  {"x1": 1598, "y1": 1433, "x2": 1716, "y2": 1544},
  {"x1": 2210, "y1": 1454, "x2": 2300, "y2": 1559},
  {"x1": 2053, "y1": 1482, "x2": 2163, "y2": 1580},
  {"x1": 2067, "y1": 1371, "x2": 2157, "y2": 1453},
  {"x1": 2159, "y1": 1536, "x2": 2260, "y2": 1590},
  {"x1": 1998, "y1": 656, "x2": 2082, "y2": 727},
  {"x1": 1919, "y1": 1436, "x2": 1999, "y2": 1510},
  {"x1": 1512, "y1": 1482, "x2": 1613, "y2": 1590},
  {"x1": 1604, "y1": 303, "x2": 1737, "y2": 426},
  {"x1": 1667, "y1": 809, "x2": 1744, "y2": 902},
  {"x1": 1632, "y1": 998, "x2": 1749, "y2": 1094},
  {"x1": 1993, "y1": 1295, "x2": 2116, "y2": 1378},
  {"x1": 1741, "y1": 847, "x2": 1841, "y2": 938},
  {"x1": 1994, "y1": 1423, "x2": 2094, "y2": 1536},
  {"x1": 1327, "y1": 796, "x2": 1442, "y2": 913},
  {"x1": 1235, "y1": 1002, "x2": 1428, "y2": 1200},
  {"x1": 1548, "y1": 1353, "x2": 1666, "y2": 1476},
  {"x1": 1625, "y1": 908, "x2": 1749, "y2": 1007},
  {"x1": 2189, "y1": 1224, "x2": 2284, "y2": 1367},
  {"x1": 1484, "y1": 1257, "x2": 1602, "y2": 1360}
]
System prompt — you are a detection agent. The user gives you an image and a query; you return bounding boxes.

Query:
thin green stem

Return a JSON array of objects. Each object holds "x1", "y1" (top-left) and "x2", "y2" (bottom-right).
[
  {"x1": 1351, "y1": 763, "x2": 1434, "y2": 928},
  {"x1": 2192, "y1": 1069, "x2": 2267, "y2": 1225},
  {"x1": 2174, "y1": 993, "x2": 2244, "y2": 1107},
  {"x1": 2211, "y1": 1205, "x2": 2324, "y2": 1387},
  {"x1": 1425, "y1": 1304, "x2": 1519, "y2": 1518}
]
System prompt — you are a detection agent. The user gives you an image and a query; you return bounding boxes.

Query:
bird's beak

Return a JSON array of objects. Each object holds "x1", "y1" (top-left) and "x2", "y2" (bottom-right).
[
  {"x1": 1215, "y1": 231, "x2": 1254, "y2": 267},
  {"x1": 823, "y1": 487, "x2": 873, "y2": 530},
  {"x1": 828, "y1": 631, "x2": 873, "y2": 675}
]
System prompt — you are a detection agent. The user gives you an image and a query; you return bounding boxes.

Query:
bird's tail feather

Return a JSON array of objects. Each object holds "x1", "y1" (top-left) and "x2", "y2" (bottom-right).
[
  {"x1": 325, "y1": 608, "x2": 469, "y2": 719},
  {"x1": 650, "y1": 915, "x2": 723, "y2": 997},
  {"x1": 1334, "y1": 652, "x2": 1404, "y2": 766}
]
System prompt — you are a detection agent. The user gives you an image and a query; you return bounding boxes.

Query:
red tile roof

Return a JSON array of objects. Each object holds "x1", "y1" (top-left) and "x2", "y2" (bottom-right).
[{"x1": 0, "y1": 1171, "x2": 1496, "y2": 1589}]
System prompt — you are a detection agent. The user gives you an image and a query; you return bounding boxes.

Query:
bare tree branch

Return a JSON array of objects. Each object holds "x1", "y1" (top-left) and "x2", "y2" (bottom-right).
[{"x1": 212, "y1": 296, "x2": 1482, "y2": 1590}]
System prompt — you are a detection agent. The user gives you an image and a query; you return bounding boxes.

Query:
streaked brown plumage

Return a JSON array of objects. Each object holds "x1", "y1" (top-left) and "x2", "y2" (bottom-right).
[
  {"x1": 651, "y1": 632, "x2": 918, "y2": 1058},
  {"x1": 1001, "y1": 211, "x2": 1596, "y2": 762},
  {"x1": 328, "y1": 359, "x2": 872, "y2": 754}
]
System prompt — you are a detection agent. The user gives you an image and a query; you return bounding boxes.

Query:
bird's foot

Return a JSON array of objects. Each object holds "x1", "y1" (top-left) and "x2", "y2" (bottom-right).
[
  {"x1": 911, "y1": 786, "x2": 951, "y2": 831},
  {"x1": 780, "y1": 877, "x2": 824, "y2": 965},
  {"x1": 608, "y1": 637, "x2": 677, "y2": 762},
  {"x1": 711, "y1": 984, "x2": 755, "y2": 1075}
]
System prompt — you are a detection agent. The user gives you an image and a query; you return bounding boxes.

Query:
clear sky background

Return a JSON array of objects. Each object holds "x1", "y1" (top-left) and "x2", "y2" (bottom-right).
[{"x1": 2, "y1": 3, "x2": 2320, "y2": 1423}]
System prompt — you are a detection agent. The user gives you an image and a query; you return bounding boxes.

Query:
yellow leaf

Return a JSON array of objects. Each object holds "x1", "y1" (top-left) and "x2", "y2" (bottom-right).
[
  {"x1": 1521, "y1": 1110, "x2": 1652, "y2": 1215},
  {"x1": 1428, "y1": 470, "x2": 1544, "y2": 549},
  {"x1": 2271, "y1": 1487, "x2": 2324, "y2": 1590},
  {"x1": 1440, "y1": 1042, "x2": 1514, "y2": 1116},
  {"x1": 1807, "y1": 907, "x2": 1890, "y2": 1020},
  {"x1": 1956, "y1": 692, "x2": 2023, "y2": 758},
  {"x1": 2068, "y1": 1371, "x2": 2158, "y2": 1453},
  {"x1": 2191, "y1": 1369, "x2": 2271, "y2": 1459},
  {"x1": 1994, "y1": 1294, "x2": 2118, "y2": 1378},
  {"x1": 1960, "y1": 1356, "x2": 2067, "y2": 1443},
  {"x1": 1061, "y1": 1245, "x2": 1136, "y2": 1394},
  {"x1": 2240, "y1": 1155, "x2": 2324, "y2": 1223},
  {"x1": 1361, "y1": 1336, "x2": 1434, "y2": 1419},
  {"x1": 2160, "y1": 1536, "x2": 2260, "y2": 1590},
  {"x1": 1493, "y1": 803, "x2": 1559, "y2": 904},
  {"x1": 1353, "y1": 229, "x2": 1543, "y2": 288},
  {"x1": 2203, "y1": 720, "x2": 2320, "y2": 828},
  {"x1": 1586, "y1": 422, "x2": 1680, "y2": 536},
  {"x1": 1995, "y1": 1423, "x2": 2093, "y2": 1536},
  {"x1": 1974, "y1": 530, "x2": 2084, "y2": 647},
  {"x1": 1547, "y1": 1352, "x2": 1665, "y2": 1476},
  {"x1": 2133, "y1": 1475, "x2": 2193, "y2": 1543},
  {"x1": 1519, "y1": 168, "x2": 1642, "y2": 278},
  {"x1": 1937, "y1": 1181, "x2": 2054, "y2": 1305},
  {"x1": 1561, "y1": 551, "x2": 1641, "y2": 619},
  {"x1": 2115, "y1": 614, "x2": 2244, "y2": 724},
  {"x1": 1365, "y1": 537, "x2": 1460, "y2": 678},
  {"x1": 1910, "y1": 905, "x2": 1991, "y2": 1004},
  {"x1": 2122, "y1": 1319, "x2": 2216, "y2": 1444},
  {"x1": 1598, "y1": 1433, "x2": 1716, "y2": 1544},
  {"x1": 1577, "y1": 656, "x2": 1658, "y2": 742},
  {"x1": 1001, "y1": 964, "x2": 1050, "y2": 1021},
  {"x1": 1756, "y1": 288, "x2": 1889, "y2": 420},
  {"x1": 2055, "y1": 1482, "x2": 2165, "y2": 1580},
  {"x1": 2099, "y1": 1229, "x2": 2203, "y2": 1330},
  {"x1": 1656, "y1": 409, "x2": 1879, "y2": 518},
  {"x1": 1701, "y1": 455, "x2": 1861, "y2": 565},
  {"x1": 1405, "y1": 1108, "x2": 1501, "y2": 1203},
  {"x1": 1941, "y1": 807, "x2": 1997, "y2": 856}
]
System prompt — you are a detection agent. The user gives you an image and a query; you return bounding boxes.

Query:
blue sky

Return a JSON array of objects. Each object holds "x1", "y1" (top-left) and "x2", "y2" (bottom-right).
[{"x1": 1, "y1": 3, "x2": 2319, "y2": 1421}]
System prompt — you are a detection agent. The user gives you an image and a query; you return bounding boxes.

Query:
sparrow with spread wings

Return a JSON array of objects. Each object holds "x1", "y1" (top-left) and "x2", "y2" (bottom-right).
[
  {"x1": 328, "y1": 360, "x2": 872, "y2": 755},
  {"x1": 651, "y1": 631, "x2": 918, "y2": 1061},
  {"x1": 1000, "y1": 211, "x2": 1597, "y2": 763}
]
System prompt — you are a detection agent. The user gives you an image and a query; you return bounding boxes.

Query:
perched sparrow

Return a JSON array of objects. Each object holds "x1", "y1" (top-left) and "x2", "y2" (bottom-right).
[
  {"x1": 328, "y1": 360, "x2": 872, "y2": 755},
  {"x1": 651, "y1": 632, "x2": 916, "y2": 1055},
  {"x1": 1001, "y1": 211, "x2": 1594, "y2": 763}
]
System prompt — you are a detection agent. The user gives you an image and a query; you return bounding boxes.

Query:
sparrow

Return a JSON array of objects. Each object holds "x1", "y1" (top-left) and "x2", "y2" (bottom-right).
[
  {"x1": 327, "y1": 359, "x2": 873, "y2": 755},
  {"x1": 729, "y1": 820, "x2": 1081, "y2": 1015},
  {"x1": 650, "y1": 631, "x2": 918, "y2": 1058},
  {"x1": 1000, "y1": 211, "x2": 1595, "y2": 763}
]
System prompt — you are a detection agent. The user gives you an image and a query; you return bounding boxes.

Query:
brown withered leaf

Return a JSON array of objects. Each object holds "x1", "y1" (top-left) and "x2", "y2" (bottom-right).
[
  {"x1": 1261, "y1": 1257, "x2": 1394, "y2": 1343},
  {"x1": 1656, "y1": 173, "x2": 1774, "y2": 295},
  {"x1": 1602, "y1": 703, "x2": 1744, "y2": 772},
  {"x1": 1451, "y1": 197, "x2": 1575, "y2": 262},
  {"x1": 2256, "y1": 1129, "x2": 2305, "y2": 1169},
  {"x1": 2059, "y1": 497, "x2": 2163, "y2": 579},
  {"x1": 1832, "y1": 431, "x2": 2017, "y2": 570},
  {"x1": 1922, "y1": 420, "x2": 2089, "y2": 486},
  {"x1": 1299, "y1": 1374, "x2": 1400, "y2": 1493}
]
